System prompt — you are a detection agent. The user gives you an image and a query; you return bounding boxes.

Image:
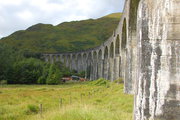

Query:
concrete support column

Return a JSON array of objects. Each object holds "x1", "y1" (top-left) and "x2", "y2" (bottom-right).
[
  {"x1": 66, "y1": 59, "x2": 69, "y2": 68},
  {"x1": 50, "y1": 55, "x2": 54, "y2": 64},
  {"x1": 124, "y1": 48, "x2": 133, "y2": 94},
  {"x1": 83, "y1": 60, "x2": 87, "y2": 79},
  {"x1": 92, "y1": 61, "x2": 98, "y2": 80},
  {"x1": 113, "y1": 56, "x2": 120, "y2": 80},
  {"x1": 103, "y1": 59, "x2": 109, "y2": 80},
  {"x1": 75, "y1": 59, "x2": 78, "y2": 71},
  {"x1": 121, "y1": 51, "x2": 126, "y2": 80},
  {"x1": 90, "y1": 62, "x2": 93, "y2": 80},
  {"x1": 97, "y1": 60, "x2": 103, "y2": 78},
  {"x1": 109, "y1": 58, "x2": 114, "y2": 81},
  {"x1": 121, "y1": 50, "x2": 130, "y2": 93},
  {"x1": 86, "y1": 59, "x2": 91, "y2": 80},
  {"x1": 69, "y1": 58, "x2": 72, "y2": 71},
  {"x1": 45, "y1": 55, "x2": 49, "y2": 62},
  {"x1": 134, "y1": 0, "x2": 180, "y2": 120}
]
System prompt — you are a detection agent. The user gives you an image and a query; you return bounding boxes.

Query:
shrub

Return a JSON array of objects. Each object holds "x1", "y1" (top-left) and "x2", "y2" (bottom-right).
[
  {"x1": 90, "y1": 78, "x2": 109, "y2": 86},
  {"x1": 37, "y1": 76, "x2": 46, "y2": 84},
  {"x1": 114, "y1": 78, "x2": 123, "y2": 84},
  {"x1": 25, "y1": 104, "x2": 39, "y2": 115},
  {"x1": 46, "y1": 64, "x2": 62, "y2": 85},
  {"x1": 0, "y1": 80, "x2": 7, "y2": 85},
  {"x1": 12, "y1": 58, "x2": 44, "y2": 84}
]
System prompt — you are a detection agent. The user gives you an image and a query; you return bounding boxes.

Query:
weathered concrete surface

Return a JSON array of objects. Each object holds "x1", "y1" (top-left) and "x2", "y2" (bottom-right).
[
  {"x1": 134, "y1": 0, "x2": 180, "y2": 120},
  {"x1": 42, "y1": 0, "x2": 180, "y2": 119}
]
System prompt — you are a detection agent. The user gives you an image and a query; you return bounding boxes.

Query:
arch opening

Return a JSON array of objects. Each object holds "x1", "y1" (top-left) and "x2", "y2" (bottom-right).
[
  {"x1": 97, "y1": 49, "x2": 103, "y2": 78},
  {"x1": 121, "y1": 19, "x2": 127, "y2": 50},
  {"x1": 115, "y1": 35, "x2": 120, "y2": 55},
  {"x1": 87, "y1": 53, "x2": 92, "y2": 79},
  {"x1": 98, "y1": 49, "x2": 102, "y2": 60},
  {"x1": 104, "y1": 46, "x2": 109, "y2": 59},
  {"x1": 82, "y1": 53, "x2": 87, "y2": 72},
  {"x1": 110, "y1": 42, "x2": 114, "y2": 58},
  {"x1": 93, "y1": 51, "x2": 97, "y2": 60},
  {"x1": 104, "y1": 46, "x2": 109, "y2": 80},
  {"x1": 129, "y1": 0, "x2": 141, "y2": 32},
  {"x1": 77, "y1": 54, "x2": 82, "y2": 72},
  {"x1": 83, "y1": 53, "x2": 87, "y2": 60},
  {"x1": 66, "y1": 55, "x2": 71, "y2": 68},
  {"x1": 72, "y1": 54, "x2": 77, "y2": 72},
  {"x1": 62, "y1": 55, "x2": 66, "y2": 64}
]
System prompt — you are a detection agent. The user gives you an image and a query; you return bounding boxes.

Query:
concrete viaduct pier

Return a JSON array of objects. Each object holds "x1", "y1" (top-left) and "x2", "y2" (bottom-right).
[{"x1": 43, "y1": 0, "x2": 180, "y2": 120}]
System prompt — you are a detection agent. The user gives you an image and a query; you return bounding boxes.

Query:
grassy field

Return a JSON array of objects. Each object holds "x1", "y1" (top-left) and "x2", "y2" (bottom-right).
[{"x1": 0, "y1": 80, "x2": 133, "y2": 120}]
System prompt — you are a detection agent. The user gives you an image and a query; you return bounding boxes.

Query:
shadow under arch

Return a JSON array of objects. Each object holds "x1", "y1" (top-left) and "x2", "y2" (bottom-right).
[
  {"x1": 97, "y1": 49, "x2": 103, "y2": 78},
  {"x1": 115, "y1": 34, "x2": 120, "y2": 56},
  {"x1": 77, "y1": 54, "x2": 82, "y2": 72},
  {"x1": 86, "y1": 52, "x2": 92, "y2": 80},
  {"x1": 109, "y1": 42, "x2": 115, "y2": 80},
  {"x1": 121, "y1": 18, "x2": 127, "y2": 50},
  {"x1": 92, "y1": 51, "x2": 98, "y2": 80},
  {"x1": 103, "y1": 46, "x2": 109, "y2": 80}
]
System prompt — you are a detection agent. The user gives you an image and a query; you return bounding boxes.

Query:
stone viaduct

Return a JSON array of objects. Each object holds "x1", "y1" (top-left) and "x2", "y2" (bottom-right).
[{"x1": 43, "y1": 0, "x2": 180, "y2": 120}]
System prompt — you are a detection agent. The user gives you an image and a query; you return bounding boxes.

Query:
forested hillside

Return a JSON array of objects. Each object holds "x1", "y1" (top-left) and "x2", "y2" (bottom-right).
[{"x1": 0, "y1": 13, "x2": 121, "y2": 53}]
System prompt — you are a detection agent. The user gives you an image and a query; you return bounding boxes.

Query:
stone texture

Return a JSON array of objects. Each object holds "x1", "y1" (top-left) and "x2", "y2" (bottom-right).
[{"x1": 134, "y1": 0, "x2": 180, "y2": 120}]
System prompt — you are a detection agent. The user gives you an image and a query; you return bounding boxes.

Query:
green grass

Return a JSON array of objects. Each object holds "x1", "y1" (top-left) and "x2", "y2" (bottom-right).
[{"x1": 0, "y1": 81, "x2": 133, "y2": 120}]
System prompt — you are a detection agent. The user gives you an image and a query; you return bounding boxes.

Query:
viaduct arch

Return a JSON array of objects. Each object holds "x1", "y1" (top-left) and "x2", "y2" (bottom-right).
[{"x1": 43, "y1": 0, "x2": 180, "y2": 120}]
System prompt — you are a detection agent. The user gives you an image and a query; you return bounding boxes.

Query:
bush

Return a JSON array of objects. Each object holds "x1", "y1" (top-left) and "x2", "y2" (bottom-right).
[
  {"x1": 55, "y1": 61, "x2": 71, "y2": 77},
  {"x1": 0, "y1": 80, "x2": 7, "y2": 85},
  {"x1": 25, "y1": 104, "x2": 39, "y2": 115},
  {"x1": 46, "y1": 64, "x2": 62, "y2": 85},
  {"x1": 0, "y1": 43, "x2": 17, "y2": 81},
  {"x1": 12, "y1": 58, "x2": 44, "y2": 84},
  {"x1": 114, "y1": 78, "x2": 123, "y2": 84},
  {"x1": 90, "y1": 78, "x2": 109, "y2": 86},
  {"x1": 75, "y1": 71, "x2": 85, "y2": 78},
  {"x1": 37, "y1": 76, "x2": 46, "y2": 84}
]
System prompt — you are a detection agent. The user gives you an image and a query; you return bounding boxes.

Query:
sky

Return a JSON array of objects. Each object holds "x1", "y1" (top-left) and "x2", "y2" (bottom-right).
[{"x1": 0, "y1": 0, "x2": 125, "y2": 38}]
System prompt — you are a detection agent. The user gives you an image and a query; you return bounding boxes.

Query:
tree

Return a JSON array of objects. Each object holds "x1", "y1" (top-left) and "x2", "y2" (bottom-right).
[
  {"x1": 0, "y1": 43, "x2": 17, "y2": 81},
  {"x1": 46, "y1": 64, "x2": 62, "y2": 85},
  {"x1": 37, "y1": 63, "x2": 50, "y2": 84},
  {"x1": 11, "y1": 58, "x2": 44, "y2": 84}
]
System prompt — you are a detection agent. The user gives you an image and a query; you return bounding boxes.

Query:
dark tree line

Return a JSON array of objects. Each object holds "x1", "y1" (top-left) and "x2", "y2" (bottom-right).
[{"x1": 0, "y1": 43, "x2": 77, "y2": 85}]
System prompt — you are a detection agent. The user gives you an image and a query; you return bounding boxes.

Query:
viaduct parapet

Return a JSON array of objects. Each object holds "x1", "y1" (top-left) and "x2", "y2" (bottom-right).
[{"x1": 43, "y1": 0, "x2": 180, "y2": 120}]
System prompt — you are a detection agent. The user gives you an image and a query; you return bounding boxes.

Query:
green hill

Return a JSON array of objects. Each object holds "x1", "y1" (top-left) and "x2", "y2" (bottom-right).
[
  {"x1": 0, "y1": 13, "x2": 121, "y2": 53},
  {"x1": 103, "y1": 13, "x2": 122, "y2": 19}
]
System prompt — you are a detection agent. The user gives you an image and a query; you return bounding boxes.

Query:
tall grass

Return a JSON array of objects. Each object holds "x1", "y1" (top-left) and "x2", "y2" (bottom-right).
[{"x1": 0, "y1": 81, "x2": 133, "y2": 120}]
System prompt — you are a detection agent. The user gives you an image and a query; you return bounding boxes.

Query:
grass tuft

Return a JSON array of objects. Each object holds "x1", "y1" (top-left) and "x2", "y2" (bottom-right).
[{"x1": 25, "y1": 104, "x2": 39, "y2": 115}]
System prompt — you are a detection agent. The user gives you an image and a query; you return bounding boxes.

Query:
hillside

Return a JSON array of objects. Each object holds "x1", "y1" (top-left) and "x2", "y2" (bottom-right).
[
  {"x1": 102, "y1": 12, "x2": 122, "y2": 19},
  {"x1": 0, "y1": 13, "x2": 121, "y2": 53}
]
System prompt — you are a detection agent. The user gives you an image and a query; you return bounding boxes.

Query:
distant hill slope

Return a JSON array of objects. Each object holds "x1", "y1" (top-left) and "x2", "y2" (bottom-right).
[
  {"x1": 0, "y1": 13, "x2": 121, "y2": 53},
  {"x1": 102, "y1": 13, "x2": 122, "y2": 19}
]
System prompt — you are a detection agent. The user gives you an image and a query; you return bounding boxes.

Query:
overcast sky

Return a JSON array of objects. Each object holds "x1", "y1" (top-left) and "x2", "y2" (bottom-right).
[{"x1": 0, "y1": 0, "x2": 125, "y2": 38}]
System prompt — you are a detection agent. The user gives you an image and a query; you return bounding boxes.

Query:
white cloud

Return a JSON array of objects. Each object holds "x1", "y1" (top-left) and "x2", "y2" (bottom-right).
[
  {"x1": 0, "y1": 0, "x2": 23, "y2": 6},
  {"x1": 0, "y1": 0, "x2": 125, "y2": 38},
  {"x1": 16, "y1": 10, "x2": 34, "y2": 21}
]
